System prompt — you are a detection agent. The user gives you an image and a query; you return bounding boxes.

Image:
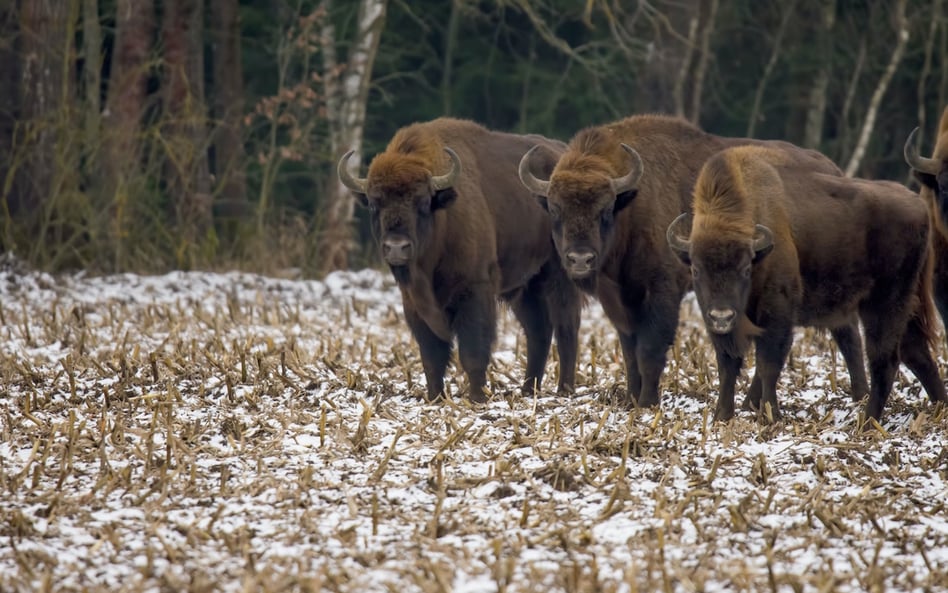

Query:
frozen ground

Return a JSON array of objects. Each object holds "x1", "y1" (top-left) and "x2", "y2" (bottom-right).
[{"x1": 0, "y1": 263, "x2": 946, "y2": 592}]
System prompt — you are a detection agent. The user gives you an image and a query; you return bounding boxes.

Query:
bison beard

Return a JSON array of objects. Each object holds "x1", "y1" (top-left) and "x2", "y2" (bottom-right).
[{"x1": 338, "y1": 118, "x2": 581, "y2": 402}]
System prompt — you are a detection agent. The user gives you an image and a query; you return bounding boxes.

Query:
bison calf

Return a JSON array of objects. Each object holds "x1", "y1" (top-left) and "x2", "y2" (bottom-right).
[
  {"x1": 338, "y1": 118, "x2": 581, "y2": 402},
  {"x1": 667, "y1": 146, "x2": 946, "y2": 422}
]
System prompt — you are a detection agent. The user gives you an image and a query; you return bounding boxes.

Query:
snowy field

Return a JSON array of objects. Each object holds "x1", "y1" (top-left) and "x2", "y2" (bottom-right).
[{"x1": 0, "y1": 260, "x2": 946, "y2": 592}]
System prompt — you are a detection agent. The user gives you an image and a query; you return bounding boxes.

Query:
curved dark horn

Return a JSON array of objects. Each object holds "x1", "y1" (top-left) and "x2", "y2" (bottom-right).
[
  {"x1": 430, "y1": 147, "x2": 462, "y2": 190},
  {"x1": 666, "y1": 212, "x2": 693, "y2": 254},
  {"x1": 518, "y1": 145, "x2": 551, "y2": 196},
  {"x1": 904, "y1": 127, "x2": 940, "y2": 174},
  {"x1": 337, "y1": 150, "x2": 368, "y2": 193},
  {"x1": 753, "y1": 224, "x2": 774, "y2": 252},
  {"x1": 611, "y1": 143, "x2": 644, "y2": 194}
]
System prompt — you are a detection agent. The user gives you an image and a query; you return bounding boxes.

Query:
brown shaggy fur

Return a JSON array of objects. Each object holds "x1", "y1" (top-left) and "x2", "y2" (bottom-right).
[
  {"x1": 681, "y1": 145, "x2": 945, "y2": 421},
  {"x1": 345, "y1": 117, "x2": 581, "y2": 402},
  {"x1": 535, "y1": 114, "x2": 848, "y2": 409}
]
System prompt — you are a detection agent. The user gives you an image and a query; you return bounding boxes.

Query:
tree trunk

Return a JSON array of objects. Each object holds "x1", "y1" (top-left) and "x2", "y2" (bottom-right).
[
  {"x1": 321, "y1": 0, "x2": 388, "y2": 273},
  {"x1": 802, "y1": 0, "x2": 837, "y2": 149},
  {"x1": 441, "y1": 0, "x2": 460, "y2": 116},
  {"x1": 844, "y1": 0, "x2": 910, "y2": 177},
  {"x1": 210, "y1": 0, "x2": 247, "y2": 220},
  {"x1": 916, "y1": 0, "x2": 943, "y2": 153},
  {"x1": 672, "y1": 14, "x2": 699, "y2": 119},
  {"x1": 837, "y1": 36, "x2": 866, "y2": 163},
  {"x1": 18, "y1": 0, "x2": 74, "y2": 214},
  {"x1": 689, "y1": 0, "x2": 719, "y2": 125},
  {"x1": 746, "y1": 1, "x2": 797, "y2": 137},
  {"x1": 103, "y1": 0, "x2": 154, "y2": 270},
  {"x1": 0, "y1": 4, "x2": 19, "y2": 219},
  {"x1": 82, "y1": 0, "x2": 101, "y2": 167},
  {"x1": 162, "y1": 0, "x2": 212, "y2": 256}
]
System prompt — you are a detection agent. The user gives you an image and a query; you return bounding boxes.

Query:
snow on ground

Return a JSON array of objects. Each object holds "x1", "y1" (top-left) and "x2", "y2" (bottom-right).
[{"x1": 0, "y1": 264, "x2": 946, "y2": 592}]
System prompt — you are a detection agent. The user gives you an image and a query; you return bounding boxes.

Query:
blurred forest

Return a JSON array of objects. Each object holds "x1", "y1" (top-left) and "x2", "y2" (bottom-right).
[{"x1": 0, "y1": 0, "x2": 945, "y2": 275}]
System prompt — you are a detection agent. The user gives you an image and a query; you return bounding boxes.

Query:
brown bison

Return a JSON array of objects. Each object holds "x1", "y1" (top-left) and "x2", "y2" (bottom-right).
[
  {"x1": 518, "y1": 114, "x2": 868, "y2": 408},
  {"x1": 904, "y1": 107, "x2": 948, "y2": 340},
  {"x1": 337, "y1": 118, "x2": 581, "y2": 402},
  {"x1": 667, "y1": 145, "x2": 947, "y2": 422}
]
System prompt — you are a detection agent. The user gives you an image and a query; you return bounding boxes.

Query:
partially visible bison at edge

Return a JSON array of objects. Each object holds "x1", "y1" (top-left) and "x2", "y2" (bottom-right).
[
  {"x1": 904, "y1": 106, "x2": 948, "y2": 346},
  {"x1": 667, "y1": 146, "x2": 946, "y2": 422},
  {"x1": 518, "y1": 114, "x2": 868, "y2": 409},
  {"x1": 337, "y1": 118, "x2": 581, "y2": 402}
]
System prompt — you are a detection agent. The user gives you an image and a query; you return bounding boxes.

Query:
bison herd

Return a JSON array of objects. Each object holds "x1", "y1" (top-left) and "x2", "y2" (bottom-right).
[{"x1": 338, "y1": 111, "x2": 948, "y2": 424}]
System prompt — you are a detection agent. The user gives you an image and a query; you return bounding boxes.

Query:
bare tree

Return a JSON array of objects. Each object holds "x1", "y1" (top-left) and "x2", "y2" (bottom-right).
[
  {"x1": 914, "y1": 0, "x2": 943, "y2": 155},
  {"x1": 802, "y1": 0, "x2": 837, "y2": 149},
  {"x1": 689, "y1": 0, "x2": 719, "y2": 124},
  {"x1": 321, "y1": 0, "x2": 388, "y2": 272},
  {"x1": 82, "y1": 0, "x2": 101, "y2": 166},
  {"x1": 162, "y1": 0, "x2": 213, "y2": 248},
  {"x1": 0, "y1": 4, "x2": 20, "y2": 216},
  {"x1": 844, "y1": 0, "x2": 910, "y2": 177},
  {"x1": 746, "y1": 1, "x2": 797, "y2": 137},
  {"x1": 211, "y1": 0, "x2": 247, "y2": 218},
  {"x1": 18, "y1": 0, "x2": 75, "y2": 214}
]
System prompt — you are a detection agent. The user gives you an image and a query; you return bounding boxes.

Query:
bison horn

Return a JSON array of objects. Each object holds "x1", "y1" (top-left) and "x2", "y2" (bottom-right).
[
  {"x1": 666, "y1": 212, "x2": 693, "y2": 255},
  {"x1": 430, "y1": 147, "x2": 462, "y2": 191},
  {"x1": 753, "y1": 224, "x2": 774, "y2": 253},
  {"x1": 904, "y1": 127, "x2": 940, "y2": 175},
  {"x1": 611, "y1": 143, "x2": 644, "y2": 194},
  {"x1": 518, "y1": 145, "x2": 552, "y2": 196},
  {"x1": 337, "y1": 150, "x2": 368, "y2": 193}
]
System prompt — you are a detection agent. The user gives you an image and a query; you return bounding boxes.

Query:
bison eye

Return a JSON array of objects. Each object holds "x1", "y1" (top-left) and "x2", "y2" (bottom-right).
[
  {"x1": 691, "y1": 267, "x2": 699, "y2": 279},
  {"x1": 741, "y1": 264, "x2": 752, "y2": 279}
]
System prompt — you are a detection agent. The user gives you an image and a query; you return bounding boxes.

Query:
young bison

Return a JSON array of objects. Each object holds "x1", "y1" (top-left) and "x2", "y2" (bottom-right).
[
  {"x1": 518, "y1": 115, "x2": 868, "y2": 409},
  {"x1": 667, "y1": 146, "x2": 946, "y2": 422},
  {"x1": 338, "y1": 118, "x2": 581, "y2": 402}
]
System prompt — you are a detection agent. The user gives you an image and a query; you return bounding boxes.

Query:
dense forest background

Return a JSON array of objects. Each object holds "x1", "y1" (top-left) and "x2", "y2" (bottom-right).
[{"x1": 0, "y1": 0, "x2": 944, "y2": 275}]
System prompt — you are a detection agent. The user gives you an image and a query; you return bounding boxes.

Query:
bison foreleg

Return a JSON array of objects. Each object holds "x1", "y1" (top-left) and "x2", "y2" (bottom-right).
[
  {"x1": 752, "y1": 327, "x2": 792, "y2": 423},
  {"x1": 454, "y1": 288, "x2": 497, "y2": 403},
  {"x1": 404, "y1": 308, "x2": 452, "y2": 402},
  {"x1": 898, "y1": 322, "x2": 947, "y2": 405},
  {"x1": 830, "y1": 320, "x2": 869, "y2": 401},
  {"x1": 545, "y1": 273, "x2": 581, "y2": 394},
  {"x1": 713, "y1": 350, "x2": 743, "y2": 421},
  {"x1": 617, "y1": 332, "x2": 641, "y2": 406},
  {"x1": 509, "y1": 286, "x2": 553, "y2": 395},
  {"x1": 634, "y1": 328, "x2": 673, "y2": 408}
]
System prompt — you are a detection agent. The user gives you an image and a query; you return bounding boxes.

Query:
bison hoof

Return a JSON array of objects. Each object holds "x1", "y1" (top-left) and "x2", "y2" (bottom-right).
[
  {"x1": 556, "y1": 383, "x2": 575, "y2": 396},
  {"x1": 520, "y1": 377, "x2": 542, "y2": 396},
  {"x1": 756, "y1": 402, "x2": 782, "y2": 424},
  {"x1": 636, "y1": 394, "x2": 661, "y2": 408},
  {"x1": 713, "y1": 406, "x2": 735, "y2": 422},
  {"x1": 468, "y1": 386, "x2": 489, "y2": 404}
]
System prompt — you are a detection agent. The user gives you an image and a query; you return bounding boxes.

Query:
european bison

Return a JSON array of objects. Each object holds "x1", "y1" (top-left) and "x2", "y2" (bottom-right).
[
  {"x1": 667, "y1": 145, "x2": 946, "y2": 422},
  {"x1": 518, "y1": 114, "x2": 868, "y2": 408},
  {"x1": 337, "y1": 118, "x2": 581, "y2": 402},
  {"x1": 904, "y1": 107, "x2": 948, "y2": 340}
]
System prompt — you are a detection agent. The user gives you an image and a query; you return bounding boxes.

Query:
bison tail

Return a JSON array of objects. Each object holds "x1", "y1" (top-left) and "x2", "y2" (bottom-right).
[{"x1": 911, "y1": 242, "x2": 939, "y2": 351}]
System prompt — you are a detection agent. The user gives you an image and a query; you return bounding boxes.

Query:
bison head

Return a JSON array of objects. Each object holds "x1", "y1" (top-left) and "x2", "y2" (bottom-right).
[
  {"x1": 904, "y1": 127, "x2": 948, "y2": 230},
  {"x1": 519, "y1": 143, "x2": 643, "y2": 283},
  {"x1": 337, "y1": 147, "x2": 461, "y2": 271},
  {"x1": 666, "y1": 213, "x2": 774, "y2": 334}
]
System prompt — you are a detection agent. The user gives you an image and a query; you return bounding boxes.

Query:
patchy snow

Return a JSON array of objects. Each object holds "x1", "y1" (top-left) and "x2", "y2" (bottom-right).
[{"x1": 0, "y1": 265, "x2": 946, "y2": 592}]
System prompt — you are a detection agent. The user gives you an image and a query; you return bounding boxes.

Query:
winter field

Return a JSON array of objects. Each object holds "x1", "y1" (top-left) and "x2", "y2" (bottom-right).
[{"x1": 0, "y1": 259, "x2": 946, "y2": 593}]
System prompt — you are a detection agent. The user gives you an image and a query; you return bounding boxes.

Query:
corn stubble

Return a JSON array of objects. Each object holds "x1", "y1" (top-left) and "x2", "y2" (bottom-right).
[{"x1": 0, "y1": 271, "x2": 945, "y2": 592}]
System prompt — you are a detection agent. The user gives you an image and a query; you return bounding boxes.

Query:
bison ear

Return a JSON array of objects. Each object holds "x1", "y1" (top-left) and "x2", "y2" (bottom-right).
[
  {"x1": 535, "y1": 195, "x2": 550, "y2": 212},
  {"x1": 914, "y1": 170, "x2": 938, "y2": 191},
  {"x1": 431, "y1": 188, "x2": 458, "y2": 211},
  {"x1": 614, "y1": 189, "x2": 638, "y2": 214}
]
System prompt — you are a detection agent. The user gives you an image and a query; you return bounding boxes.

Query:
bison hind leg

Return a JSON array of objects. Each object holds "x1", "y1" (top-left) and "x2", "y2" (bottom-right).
[
  {"x1": 898, "y1": 323, "x2": 947, "y2": 405},
  {"x1": 455, "y1": 287, "x2": 498, "y2": 403},
  {"x1": 507, "y1": 284, "x2": 554, "y2": 396},
  {"x1": 404, "y1": 308, "x2": 452, "y2": 402}
]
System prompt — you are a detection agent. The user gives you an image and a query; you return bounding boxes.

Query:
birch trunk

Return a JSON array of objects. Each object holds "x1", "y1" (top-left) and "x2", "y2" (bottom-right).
[
  {"x1": 211, "y1": 0, "x2": 247, "y2": 218},
  {"x1": 746, "y1": 2, "x2": 796, "y2": 137},
  {"x1": 802, "y1": 0, "x2": 837, "y2": 149},
  {"x1": 321, "y1": 0, "x2": 388, "y2": 272},
  {"x1": 844, "y1": 0, "x2": 909, "y2": 177},
  {"x1": 689, "y1": 0, "x2": 719, "y2": 125}
]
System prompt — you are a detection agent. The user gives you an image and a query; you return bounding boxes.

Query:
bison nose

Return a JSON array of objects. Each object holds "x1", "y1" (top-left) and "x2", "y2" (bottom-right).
[
  {"x1": 707, "y1": 308, "x2": 737, "y2": 334},
  {"x1": 565, "y1": 249, "x2": 597, "y2": 273},
  {"x1": 382, "y1": 237, "x2": 412, "y2": 265}
]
